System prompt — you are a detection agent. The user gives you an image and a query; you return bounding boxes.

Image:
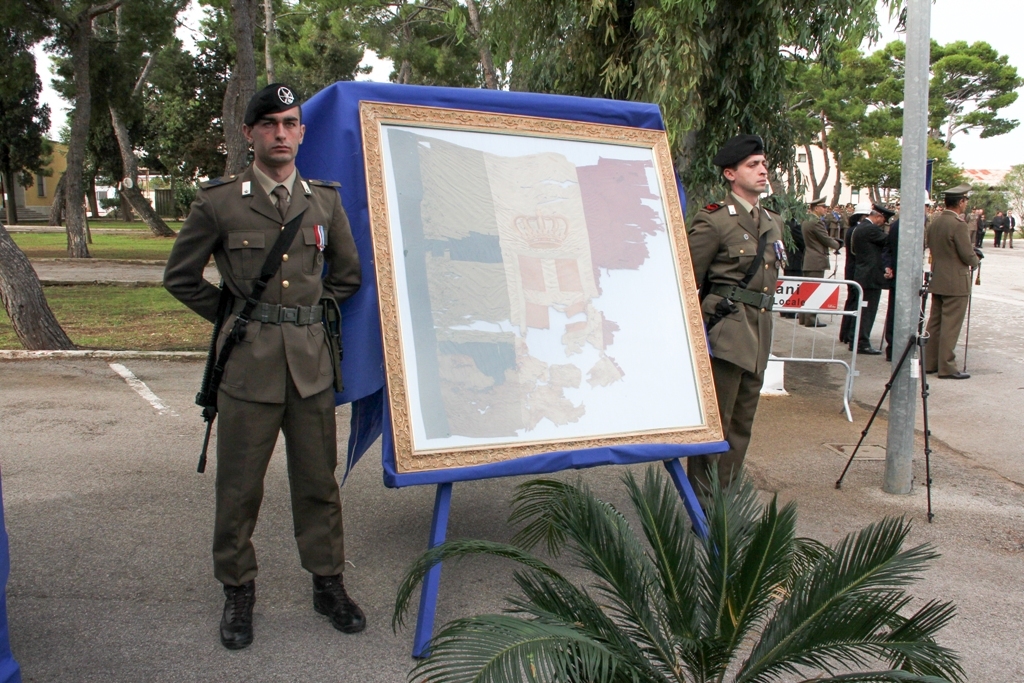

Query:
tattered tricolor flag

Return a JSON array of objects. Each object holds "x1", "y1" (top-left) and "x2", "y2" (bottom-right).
[{"x1": 314, "y1": 224, "x2": 327, "y2": 252}]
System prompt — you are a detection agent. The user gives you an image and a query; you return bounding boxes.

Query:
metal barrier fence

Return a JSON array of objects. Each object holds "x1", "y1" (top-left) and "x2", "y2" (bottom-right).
[{"x1": 771, "y1": 276, "x2": 864, "y2": 421}]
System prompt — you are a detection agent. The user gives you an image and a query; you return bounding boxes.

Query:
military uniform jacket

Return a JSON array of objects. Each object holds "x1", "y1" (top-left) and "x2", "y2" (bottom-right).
[
  {"x1": 688, "y1": 196, "x2": 782, "y2": 376},
  {"x1": 801, "y1": 217, "x2": 841, "y2": 271},
  {"x1": 850, "y1": 219, "x2": 890, "y2": 290},
  {"x1": 926, "y1": 209, "x2": 980, "y2": 296},
  {"x1": 164, "y1": 166, "x2": 361, "y2": 403}
]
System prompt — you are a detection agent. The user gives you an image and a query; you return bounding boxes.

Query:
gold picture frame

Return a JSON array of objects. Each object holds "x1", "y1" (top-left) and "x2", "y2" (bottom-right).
[{"x1": 360, "y1": 101, "x2": 722, "y2": 474}]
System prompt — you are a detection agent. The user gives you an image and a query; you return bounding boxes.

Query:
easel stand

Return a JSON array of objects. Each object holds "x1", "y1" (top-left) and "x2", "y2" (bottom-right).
[
  {"x1": 835, "y1": 278, "x2": 934, "y2": 522},
  {"x1": 411, "y1": 457, "x2": 708, "y2": 658}
]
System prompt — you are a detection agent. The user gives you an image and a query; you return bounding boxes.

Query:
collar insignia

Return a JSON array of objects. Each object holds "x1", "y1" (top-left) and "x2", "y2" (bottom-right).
[{"x1": 241, "y1": 181, "x2": 252, "y2": 197}]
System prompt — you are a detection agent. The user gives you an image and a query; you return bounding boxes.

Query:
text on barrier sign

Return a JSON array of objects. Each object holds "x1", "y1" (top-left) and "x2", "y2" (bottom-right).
[{"x1": 774, "y1": 280, "x2": 841, "y2": 310}]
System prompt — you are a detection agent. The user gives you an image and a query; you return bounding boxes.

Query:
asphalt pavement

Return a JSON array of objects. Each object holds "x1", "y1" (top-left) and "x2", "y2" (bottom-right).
[{"x1": 0, "y1": 247, "x2": 1022, "y2": 682}]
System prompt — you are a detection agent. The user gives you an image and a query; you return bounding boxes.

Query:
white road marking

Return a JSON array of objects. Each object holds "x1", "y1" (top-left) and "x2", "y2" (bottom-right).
[{"x1": 109, "y1": 363, "x2": 178, "y2": 416}]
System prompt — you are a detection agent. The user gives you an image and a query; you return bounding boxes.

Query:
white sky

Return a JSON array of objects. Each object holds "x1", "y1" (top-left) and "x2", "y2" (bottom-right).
[{"x1": 33, "y1": 0, "x2": 1024, "y2": 169}]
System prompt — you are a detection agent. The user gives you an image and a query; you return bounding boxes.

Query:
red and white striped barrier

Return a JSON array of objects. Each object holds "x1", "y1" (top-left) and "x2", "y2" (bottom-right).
[{"x1": 774, "y1": 280, "x2": 842, "y2": 311}]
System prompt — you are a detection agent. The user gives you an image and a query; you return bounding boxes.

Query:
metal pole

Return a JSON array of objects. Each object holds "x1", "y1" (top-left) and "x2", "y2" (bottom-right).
[{"x1": 885, "y1": 0, "x2": 931, "y2": 494}]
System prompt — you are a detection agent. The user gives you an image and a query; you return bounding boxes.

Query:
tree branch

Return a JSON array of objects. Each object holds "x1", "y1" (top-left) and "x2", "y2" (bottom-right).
[
  {"x1": 132, "y1": 52, "x2": 157, "y2": 97},
  {"x1": 88, "y1": 0, "x2": 124, "y2": 20}
]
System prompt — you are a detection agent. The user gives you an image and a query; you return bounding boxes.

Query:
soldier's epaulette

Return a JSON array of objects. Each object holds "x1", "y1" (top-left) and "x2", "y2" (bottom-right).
[
  {"x1": 704, "y1": 202, "x2": 724, "y2": 212},
  {"x1": 307, "y1": 179, "x2": 341, "y2": 188},
  {"x1": 199, "y1": 175, "x2": 239, "y2": 190}
]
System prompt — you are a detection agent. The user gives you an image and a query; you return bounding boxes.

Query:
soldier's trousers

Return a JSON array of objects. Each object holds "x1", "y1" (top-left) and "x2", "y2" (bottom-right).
[
  {"x1": 799, "y1": 270, "x2": 825, "y2": 325},
  {"x1": 213, "y1": 377, "x2": 345, "y2": 586},
  {"x1": 687, "y1": 357, "x2": 764, "y2": 499},
  {"x1": 923, "y1": 293, "x2": 969, "y2": 377}
]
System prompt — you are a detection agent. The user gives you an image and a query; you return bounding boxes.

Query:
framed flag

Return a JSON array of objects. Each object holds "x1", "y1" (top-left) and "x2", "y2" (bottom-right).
[{"x1": 360, "y1": 101, "x2": 721, "y2": 475}]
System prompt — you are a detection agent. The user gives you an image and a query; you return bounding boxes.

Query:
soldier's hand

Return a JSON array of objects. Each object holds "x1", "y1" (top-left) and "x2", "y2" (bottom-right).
[{"x1": 974, "y1": 247, "x2": 985, "y2": 259}]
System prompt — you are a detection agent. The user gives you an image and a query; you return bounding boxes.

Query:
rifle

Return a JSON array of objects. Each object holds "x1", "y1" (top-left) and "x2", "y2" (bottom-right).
[{"x1": 195, "y1": 284, "x2": 233, "y2": 473}]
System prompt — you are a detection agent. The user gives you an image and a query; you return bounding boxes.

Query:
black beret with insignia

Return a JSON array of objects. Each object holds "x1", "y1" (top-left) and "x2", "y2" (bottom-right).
[
  {"x1": 244, "y1": 83, "x2": 300, "y2": 126},
  {"x1": 712, "y1": 134, "x2": 765, "y2": 168}
]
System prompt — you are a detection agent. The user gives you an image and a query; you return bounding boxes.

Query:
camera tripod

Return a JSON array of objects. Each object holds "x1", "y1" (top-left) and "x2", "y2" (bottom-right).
[{"x1": 835, "y1": 272, "x2": 935, "y2": 522}]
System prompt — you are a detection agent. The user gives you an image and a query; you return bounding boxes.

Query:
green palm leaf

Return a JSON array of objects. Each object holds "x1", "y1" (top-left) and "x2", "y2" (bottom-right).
[
  {"x1": 509, "y1": 478, "x2": 679, "y2": 672},
  {"x1": 409, "y1": 614, "x2": 625, "y2": 683},
  {"x1": 738, "y1": 517, "x2": 960, "y2": 683},
  {"x1": 396, "y1": 468, "x2": 962, "y2": 683},
  {"x1": 392, "y1": 540, "x2": 563, "y2": 631}
]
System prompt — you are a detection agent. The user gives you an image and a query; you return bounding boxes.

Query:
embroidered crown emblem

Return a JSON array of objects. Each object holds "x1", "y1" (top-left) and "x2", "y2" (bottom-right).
[{"x1": 513, "y1": 212, "x2": 569, "y2": 249}]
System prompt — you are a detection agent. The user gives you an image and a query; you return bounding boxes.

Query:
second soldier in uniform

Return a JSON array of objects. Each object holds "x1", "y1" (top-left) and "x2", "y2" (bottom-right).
[
  {"x1": 686, "y1": 134, "x2": 782, "y2": 497},
  {"x1": 799, "y1": 197, "x2": 841, "y2": 327}
]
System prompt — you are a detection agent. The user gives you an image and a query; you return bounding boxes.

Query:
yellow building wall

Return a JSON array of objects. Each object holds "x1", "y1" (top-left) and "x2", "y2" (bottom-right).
[{"x1": 23, "y1": 141, "x2": 67, "y2": 208}]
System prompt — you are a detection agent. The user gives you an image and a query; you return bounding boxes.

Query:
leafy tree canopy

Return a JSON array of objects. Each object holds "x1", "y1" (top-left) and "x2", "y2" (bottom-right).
[{"x1": 485, "y1": 0, "x2": 886, "y2": 208}]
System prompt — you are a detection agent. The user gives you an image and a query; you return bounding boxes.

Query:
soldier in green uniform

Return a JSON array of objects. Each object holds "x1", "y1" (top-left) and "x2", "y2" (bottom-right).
[
  {"x1": 686, "y1": 134, "x2": 782, "y2": 497},
  {"x1": 924, "y1": 184, "x2": 981, "y2": 379},
  {"x1": 164, "y1": 84, "x2": 364, "y2": 649},
  {"x1": 799, "y1": 197, "x2": 841, "y2": 327}
]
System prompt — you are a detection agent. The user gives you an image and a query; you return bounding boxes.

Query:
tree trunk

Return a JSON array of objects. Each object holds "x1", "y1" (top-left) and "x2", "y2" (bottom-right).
[
  {"x1": 465, "y1": 0, "x2": 497, "y2": 89},
  {"x1": 49, "y1": 173, "x2": 66, "y2": 225},
  {"x1": 63, "y1": 13, "x2": 95, "y2": 258},
  {"x1": 120, "y1": 192, "x2": 134, "y2": 222},
  {"x1": 86, "y1": 174, "x2": 98, "y2": 219},
  {"x1": 831, "y1": 154, "x2": 844, "y2": 206},
  {"x1": 110, "y1": 106, "x2": 175, "y2": 236},
  {"x1": 768, "y1": 170, "x2": 785, "y2": 197},
  {"x1": 0, "y1": 219, "x2": 75, "y2": 350},
  {"x1": 224, "y1": 0, "x2": 258, "y2": 176},
  {"x1": 264, "y1": 0, "x2": 276, "y2": 83},
  {"x1": 816, "y1": 117, "x2": 832, "y2": 198},
  {"x1": 2, "y1": 165, "x2": 18, "y2": 226},
  {"x1": 803, "y1": 143, "x2": 819, "y2": 199}
]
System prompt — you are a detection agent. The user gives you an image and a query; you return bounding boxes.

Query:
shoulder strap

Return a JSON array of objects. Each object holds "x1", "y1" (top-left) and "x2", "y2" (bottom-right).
[{"x1": 739, "y1": 230, "x2": 770, "y2": 289}]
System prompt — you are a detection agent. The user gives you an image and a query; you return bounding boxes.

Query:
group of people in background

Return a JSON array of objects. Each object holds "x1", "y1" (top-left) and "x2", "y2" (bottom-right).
[
  {"x1": 971, "y1": 208, "x2": 1017, "y2": 248},
  {"x1": 782, "y1": 185, "x2": 988, "y2": 378}
]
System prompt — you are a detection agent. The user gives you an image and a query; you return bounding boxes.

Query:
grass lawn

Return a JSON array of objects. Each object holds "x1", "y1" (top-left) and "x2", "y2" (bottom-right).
[
  {"x1": 0, "y1": 285, "x2": 211, "y2": 351},
  {"x1": 15, "y1": 220, "x2": 184, "y2": 231},
  {"x1": 11, "y1": 232, "x2": 178, "y2": 260}
]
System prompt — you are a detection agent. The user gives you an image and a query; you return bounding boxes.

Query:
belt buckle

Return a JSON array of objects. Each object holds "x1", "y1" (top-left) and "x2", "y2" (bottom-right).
[
  {"x1": 282, "y1": 307, "x2": 297, "y2": 323},
  {"x1": 760, "y1": 293, "x2": 773, "y2": 310}
]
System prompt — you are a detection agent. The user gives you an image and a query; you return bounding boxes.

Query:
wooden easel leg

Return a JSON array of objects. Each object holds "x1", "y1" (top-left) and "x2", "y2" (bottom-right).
[
  {"x1": 663, "y1": 459, "x2": 709, "y2": 539},
  {"x1": 412, "y1": 482, "x2": 453, "y2": 659}
]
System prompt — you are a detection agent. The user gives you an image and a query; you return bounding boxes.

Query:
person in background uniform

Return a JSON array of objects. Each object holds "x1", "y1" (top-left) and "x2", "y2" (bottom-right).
[
  {"x1": 848, "y1": 204, "x2": 894, "y2": 355},
  {"x1": 799, "y1": 197, "x2": 841, "y2": 327},
  {"x1": 164, "y1": 83, "x2": 365, "y2": 650},
  {"x1": 973, "y1": 209, "x2": 987, "y2": 248},
  {"x1": 838, "y1": 204, "x2": 869, "y2": 346},
  {"x1": 686, "y1": 134, "x2": 782, "y2": 498},
  {"x1": 992, "y1": 210, "x2": 1009, "y2": 248},
  {"x1": 1008, "y1": 210, "x2": 1016, "y2": 248},
  {"x1": 924, "y1": 185, "x2": 982, "y2": 379},
  {"x1": 825, "y1": 205, "x2": 842, "y2": 240}
]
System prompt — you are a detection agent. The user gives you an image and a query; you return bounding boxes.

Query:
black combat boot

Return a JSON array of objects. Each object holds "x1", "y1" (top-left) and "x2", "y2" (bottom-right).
[
  {"x1": 220, "y1": 580, "x2": 255, "y2": 650},
  {"x1": 312, "y1": 574, "x2": 366, "y2": 633}
]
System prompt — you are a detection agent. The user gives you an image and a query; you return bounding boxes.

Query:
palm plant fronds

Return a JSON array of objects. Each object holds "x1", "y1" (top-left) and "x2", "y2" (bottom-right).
[{"x1": 396, "y1": 467, "x2": 963, "y2": 683}]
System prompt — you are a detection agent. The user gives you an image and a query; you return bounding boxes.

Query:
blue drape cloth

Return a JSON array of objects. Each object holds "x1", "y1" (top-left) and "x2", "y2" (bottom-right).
[
  {"x1": 296, "y1": 82, "x2": 711, "y2": 487},
  {"x1": 0, "y1": 475, "x2": 22, "y2": 683}
]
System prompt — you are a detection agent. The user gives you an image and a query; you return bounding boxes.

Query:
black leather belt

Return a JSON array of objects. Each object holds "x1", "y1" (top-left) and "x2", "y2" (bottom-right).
[
  {"x1": 709, "y1": 283, "x2": 774, "y2": 311},
  {"x1": 234, "y1": 301, "x2": 323, "y2": 325}
]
